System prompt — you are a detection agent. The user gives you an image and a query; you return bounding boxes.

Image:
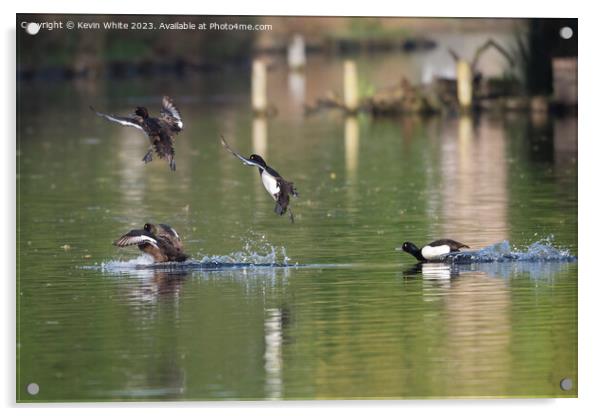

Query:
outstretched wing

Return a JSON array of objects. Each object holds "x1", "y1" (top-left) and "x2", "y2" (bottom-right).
[
  {"x1": 114, "y1": 229, "x2": 158, "y2": 248},
  {"x1": 160, "y1": 96, "x2": 183, "y2": 131},
  {"x1": 220, "y1": 135, "x2": 264, "y2": 168},
  {"x1": 275, "y1": 178, "x2": 298, "y2": 223},
  {"x1": 158, "y1": 224, "x2": 180, "y2": 241},
  {"x1": 90, "y1": 106, "x2": 145, "y2": 132}
]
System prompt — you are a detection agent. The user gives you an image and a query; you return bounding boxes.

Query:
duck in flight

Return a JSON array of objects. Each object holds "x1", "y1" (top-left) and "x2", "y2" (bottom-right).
[
  {"x1": 114, "y1": 223, "x2": 188, "y2": 262},
  {"x1": 90, "y1": 96, "x2": 183, "y2": 171},
  {"x1": 397, "y1": 239, "x2": 470, "y2": 262},
  {"x1": 220, "y1": 136, "x2": 298, "y2": 223}
]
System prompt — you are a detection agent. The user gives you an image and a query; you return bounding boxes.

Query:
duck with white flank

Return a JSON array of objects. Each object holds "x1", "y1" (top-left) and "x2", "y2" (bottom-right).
[
  {"x1": 114, "y1": 223, "x2": 188, "y2": 263},
  {"x1": 90, "y1": 96, "x2": 183, "y2": 171},
  {"x1": 220, "y1": 136, "x2": 298, "y2": 223},
  {"x1": 398, "y1": 239, "x2": 470, "y2": 262}
]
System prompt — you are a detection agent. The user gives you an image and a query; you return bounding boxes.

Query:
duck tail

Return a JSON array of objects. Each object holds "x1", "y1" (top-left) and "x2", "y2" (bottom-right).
[
  {"x1": 153, "y1": 134, "x2": 176, "y2": 171},
  {"x1": 175, "y1": 253, "x2": 189, "y2": 262}
]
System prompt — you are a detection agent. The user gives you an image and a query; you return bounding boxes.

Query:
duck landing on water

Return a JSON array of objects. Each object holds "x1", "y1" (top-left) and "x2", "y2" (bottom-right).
[
  {"x1": 114, "y1": 223, "x2": 189, "y2": 263},
  {"x1": 220, "y1": 136, "x2": 298, "y2": 223},
  {"x1": 90, "y1": 96, "x2": 183, "y2": 171},
  {"x1": 397, "y1": 239, "x2": 470, "y2": 262}
]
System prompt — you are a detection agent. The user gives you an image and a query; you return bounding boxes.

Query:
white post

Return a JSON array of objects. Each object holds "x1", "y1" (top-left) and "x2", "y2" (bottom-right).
[
  {"x1": 343, "y1": 60, "x2": 359, "y2": 113},
  {"x1": 287, "y1": 34, "x2": 306, "y2": 71},
  {"x1": 252, "y1": 59, "x2": 268, "y2": 114},
  {"x1": 252, "y1": 116, "x2": 268, "y2": 157},
  {"x1": 456, "y1": 60, "x2": 472, "y2": 110}
]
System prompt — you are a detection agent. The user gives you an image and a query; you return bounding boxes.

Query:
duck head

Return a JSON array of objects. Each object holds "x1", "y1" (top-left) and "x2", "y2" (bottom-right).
[
  {"x1": 144, "y1": 223, "x2": 158, "y2": 235},
  {"x1": 135, "y1": 106, "x2": 149, "y2": 119},
  {"x1": 399, "y1": 241, "x2": 420, "y2": 257},
  {"x1": 248, "y1": 154, "x2": 267, "y2": 168}
]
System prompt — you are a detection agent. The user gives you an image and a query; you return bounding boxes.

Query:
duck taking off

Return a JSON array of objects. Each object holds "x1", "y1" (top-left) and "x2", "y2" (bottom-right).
[
  {"x1": 90, "y1": 96, "x2": 183, "y2": 171},
  {"x1": 220, "y1": 136, "x2": 298, "y2": 223},
  {"x1": 397, "y1": 239, "x2": 470, "y2": 262},
  {"x1": 114, "y1": 223, "x2": 188, "y2": 262}
]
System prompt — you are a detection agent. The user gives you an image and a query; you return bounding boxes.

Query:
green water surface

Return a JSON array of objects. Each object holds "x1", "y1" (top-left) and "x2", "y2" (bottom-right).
[{"x1": 17, "y1": 59, "x2": 577, "y2": 401}]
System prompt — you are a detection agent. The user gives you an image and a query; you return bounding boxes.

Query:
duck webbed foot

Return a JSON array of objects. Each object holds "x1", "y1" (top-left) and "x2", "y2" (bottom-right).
[{"x1": 142, "y1": 149, "x2": 153, "y2": 164}]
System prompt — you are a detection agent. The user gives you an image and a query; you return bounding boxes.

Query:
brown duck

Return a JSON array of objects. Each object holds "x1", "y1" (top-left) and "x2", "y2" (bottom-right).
[
  {"x1": 91, "y1": 96, "x2": 183, "y2": 171},
  {"x1": 114, "y1": 223, "x2": 188, "y2": 262}
]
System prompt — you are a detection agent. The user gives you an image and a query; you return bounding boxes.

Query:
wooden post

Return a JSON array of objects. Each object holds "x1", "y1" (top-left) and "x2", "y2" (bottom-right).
[
  {"x1": 553, "y1": 58, "x2": 577, "y2": 106},
  {"x1": 456, "y1": 60, "x2": 472, "y2": 110},
  {"x1": 287, "y1": 34, "x2": 306, "y2": 71},
  {"x1": 252, "y1": 59, "x2": 268, "y2": 114},
  {"x1": 343, "y1": 60, "x2": 359, "y2": 113}
]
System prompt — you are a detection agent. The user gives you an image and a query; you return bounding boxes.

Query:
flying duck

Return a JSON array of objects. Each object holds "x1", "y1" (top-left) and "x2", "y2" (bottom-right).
[
  {"x1": 90, "y1": 96, "x2": 183, "y2": 171},
  {"x1": 114, "y1": 223, "x2": 188, "y2": 262},
  {"x1": 397, "y1": 239, "x2": 470, "y2": 262},
  {"x1": 220, "y1": 136, "x2": 298, "y2": 222}
]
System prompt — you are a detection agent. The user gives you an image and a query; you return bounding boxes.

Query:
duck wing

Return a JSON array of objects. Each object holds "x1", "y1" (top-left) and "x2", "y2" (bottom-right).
[
  {"x1": 157, "y1": 224, "x2": 184, "y2": 250},
  {"x1": 274, "y1": 178, "x2": 298, "y2": 222},
  {"x1": 220, "y1": 136, "x2": 264, "y2": 168},
  {"x1": 159, "y1": 96, "x2": 183, "y2": 132},
  {"x1": 90, "y1": 106, "x2": 145, "y2": 132},
  {"x1": 153, "y1": 131, "x2": 176, "y2": 171},
  {"x1": 428, "y1": 239, "x2": 470, "y2": 251},
  {"x1": 114, "y1": 229, "x2": 158, "y2": 248}
]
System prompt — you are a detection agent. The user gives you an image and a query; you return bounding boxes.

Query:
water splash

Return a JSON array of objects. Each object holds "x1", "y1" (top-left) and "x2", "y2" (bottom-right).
[
  {"x1": 86, "y1": 235, "x2": 293, "y2": 273},
  {"x1": 197, "y1": 233, "x2": 291, "y2": 266},
  {"x1": 443, "y1": 237, "x2": 577, "y2": 264}
]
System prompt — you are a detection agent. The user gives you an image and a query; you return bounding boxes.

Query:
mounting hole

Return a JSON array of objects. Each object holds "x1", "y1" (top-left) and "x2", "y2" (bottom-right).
[
  {"x1": 559, "y1": 378, "x2": 573, "y2": 391},
  {"x1": 559, "y1": 26, "x2": 573, "y2": 40},
  {"x1": 25, "y1": 22, "x2": 40, "y2": 36},
  {"x1": 27, "y1": 383, "x2": 39, "y2": 395}
]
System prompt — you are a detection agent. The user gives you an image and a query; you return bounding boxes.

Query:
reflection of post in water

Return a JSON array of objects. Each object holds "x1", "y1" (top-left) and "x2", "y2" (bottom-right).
[
  {"x1": 344, "y1": 116, "x2": 359, "y2": 178},
  {"x1": 287, "y1": 71, "x2": 306, "y2": 106},
  {"x1": 443, "y1": 273, "x2": 511, "y2": 396},
  {"x1": 441, "y1": 115, "x2": 508, "y2": 245},
  {"x1": 252, "y1": 116, "x2": 268, "y2": 160},
  {"x1": 264, "y1": 308, "x2": 283, "y2": 400},
  {"x1": 118, "y1": 120, "x2": 148, "y2": 206},
  {"x1": 409, "y1": 263, "x2": 511, "y2": 396},
  {"x1": 553, "y1": 116, "x2": 577, "y2": 172}
]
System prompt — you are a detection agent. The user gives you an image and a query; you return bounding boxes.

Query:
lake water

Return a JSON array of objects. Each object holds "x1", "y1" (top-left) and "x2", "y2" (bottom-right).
[{"x1": 17, "y1": 48, "x2": 577, "y2": 401}]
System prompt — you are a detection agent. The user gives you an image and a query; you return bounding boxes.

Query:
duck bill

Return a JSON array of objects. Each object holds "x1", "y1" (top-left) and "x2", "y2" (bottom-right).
[
  {"x1": 395, "y1": 246, "x2": 404, "y2": 252},
  {"x1": 240, "y1": 156, "x2": 255, "y2": 166}
]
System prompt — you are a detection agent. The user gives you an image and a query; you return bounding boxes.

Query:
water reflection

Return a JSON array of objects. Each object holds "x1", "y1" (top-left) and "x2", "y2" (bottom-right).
[
  {"x1": 117, "y1": 121, "x2": 148, "y2": 207},
  {"x1": 18, "y1": 41, "x2": 577, "y2": 399},
  {"x1": 402, "y1": 259, "x2": 573, "y2": 281},
  {"x1": 440, "y1": 115, "x2": 508, "y2": 246},
  {"x1": 264, "y1": 308, "x2": 283, "y2": 399},
  {"x1": 344, "y1": 116, "x2": 360, "y2": 178},
  {"x1": 109, "y1": 269, "x2": 190, "y2": 305},
  {"x1": 287, "y1": 72, "x2": 306, "y2": 105}
]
